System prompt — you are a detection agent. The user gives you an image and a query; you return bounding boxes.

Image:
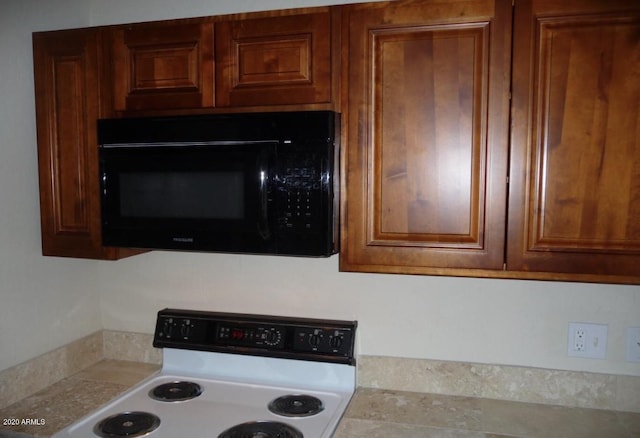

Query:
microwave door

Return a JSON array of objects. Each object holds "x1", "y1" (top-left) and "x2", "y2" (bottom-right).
[{"x1": 100, "y1": 142, "x2": 276, "y2": 253}]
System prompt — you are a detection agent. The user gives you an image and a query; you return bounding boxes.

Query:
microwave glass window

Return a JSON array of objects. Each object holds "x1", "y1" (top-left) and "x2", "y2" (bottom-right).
[{"x1": 119, "y1": 172, "x2": 245, "y2": 219}]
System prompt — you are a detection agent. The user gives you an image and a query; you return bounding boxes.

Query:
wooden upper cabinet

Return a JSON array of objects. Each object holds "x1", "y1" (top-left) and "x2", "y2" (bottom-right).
[
  {"x1": 33, "y1": 29, "x2": 139, "y2": 259},
  {"x1": 110, "y1": 9, "x2": 336, "y2": 112},
  {"x1": 111, "y1": 21, "x2": 214, "y2": 111},
  {"x1": 508, "y1": 0, "x2": 640, "y2": 279},
  {"x1": 215, "y1": 10, "x2": 335, "y2": 107},
  {"x1": 340, "y1": 0, "x2": 513, "y2": 274}
]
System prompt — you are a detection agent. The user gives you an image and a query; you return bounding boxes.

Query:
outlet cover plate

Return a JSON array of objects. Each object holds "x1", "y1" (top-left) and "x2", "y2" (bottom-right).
[
  {"x1": 568, "y1": 322, "x2": 608, "y2": 359},
  {"x1": 626, "y1": 327, "x2": 640, "y2": 363}
]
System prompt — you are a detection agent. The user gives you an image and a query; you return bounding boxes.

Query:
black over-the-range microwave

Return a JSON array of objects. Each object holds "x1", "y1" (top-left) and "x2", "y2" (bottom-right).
[{"x1": 97, "y1": 111, "x2": 340, "y2": 257}]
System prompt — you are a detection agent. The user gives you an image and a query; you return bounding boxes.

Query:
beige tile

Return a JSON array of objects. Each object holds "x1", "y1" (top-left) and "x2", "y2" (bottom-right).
[
  {"x1": 346, "y1": 388, "x2": 484, "y2": 432},
  {"x1": 0, "y1": 360, "x2": 159, "y2": 438},
  {"x1": 334, "y1": 418, "x2": 486, "y2": 438},
  {"x1": 480, "y1": 398, "x2": 629, "y2": 438},
  {"x1": 358, "y1": 355, "x2": 630, "y2": 411},
  {"x1": 0, "y1": 348, "x2": 65, "y2": 410},
  {"x1": 0, "y1": 331, "x2": 102, "y2": 410},
  {"x1": 73, "y1": 359, "x2": 160, "y2": 386},
  {"x1": 358, "y1": 356, "x2": 454, "y2": 394},
  {"x1": 616, "y1": 375, "x2": 640, "y2": 413},
  {"x1": 484, "y1": 435, "x2": 522, "y2": 438},
  {"x1": 343, "y1": 388, "x2": 640, "y2": 438},
  {"x1": 476, "y1": 366, "x2": 618, "y2": 410},
  {"x1": 617, "y1": 410, "x2": 640, "y2": 436},
  {"x1": 63, "y1": 331, "x2": 103, "y2": 375},
  {"x1": 103, "y1": 330, "x2": 162, "y2": 364},
  {"x1": 0, "y1": 377, "x2": 127, "y2": 437}
]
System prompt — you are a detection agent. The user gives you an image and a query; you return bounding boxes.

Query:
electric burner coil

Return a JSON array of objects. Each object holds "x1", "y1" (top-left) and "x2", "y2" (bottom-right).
[
  {"x1": 93, "y1": 411, "x2": 160, "y2": 438},
  {"x1": 218, "y1": 420, "x2": 303, "y2": 438},
  {"x1": 268, "y1": 394, "x2": 324, "y2": 417},
  {"x1": 149, "y1": 381, "x2": 203, "y2": 402}
]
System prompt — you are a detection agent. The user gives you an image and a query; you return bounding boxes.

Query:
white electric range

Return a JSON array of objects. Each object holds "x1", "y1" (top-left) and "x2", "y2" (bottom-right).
[{"x1": 52, "y1": 309, "x2": 357, "y2": 438}]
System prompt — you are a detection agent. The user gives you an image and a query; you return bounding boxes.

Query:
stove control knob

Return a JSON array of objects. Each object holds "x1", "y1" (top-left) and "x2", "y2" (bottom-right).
[
  {"x1": 161, "y1": 318, "x2": 174, "y2": 339},
  {"x1": 329, "y1": 335, "x2": 343, "y2": 350},
  {"x1": 263, "y1": 328, "x2": 282, "y2": 346},
  {"x1": 309, "y1": 334, "x2": 321, "y2": 347},
  {"x1": 180, "y1": 319, "x2": 192, "y2": 339},
  {"x1": 264, "y1": 330, "x2": 276, "y2": 343}
]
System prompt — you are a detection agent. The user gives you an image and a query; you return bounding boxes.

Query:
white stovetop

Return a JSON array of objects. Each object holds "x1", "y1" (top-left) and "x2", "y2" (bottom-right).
[{"x1": 52, "y1": 350, "x2": 356, "y2": 438}]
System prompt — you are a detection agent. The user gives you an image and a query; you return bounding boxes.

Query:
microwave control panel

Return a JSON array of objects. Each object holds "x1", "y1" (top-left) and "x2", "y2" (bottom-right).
[
  {"x1": 153, "y1": 308, "x2": 356, "y2": 365},
  {"x1": 278, "y1": 154, "x2": 322, "y2": 225},
  {"x1": 273, "y1": 145, "x2": 334, "y2": 255}
]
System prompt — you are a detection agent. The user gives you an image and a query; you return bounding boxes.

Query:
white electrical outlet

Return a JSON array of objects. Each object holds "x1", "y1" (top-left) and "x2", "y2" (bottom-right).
[
  {"x1": 574, "y1": 328, "x2": 586, "y2": 351},
  {"x1": 568, "y1": 322, "x2": 608, "y2": 359},
  {"x1": 626, "y1": 327, "x2": 640, "y2": 363}
]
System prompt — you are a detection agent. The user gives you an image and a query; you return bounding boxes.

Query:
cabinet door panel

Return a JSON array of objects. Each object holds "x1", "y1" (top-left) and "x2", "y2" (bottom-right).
[
  {"x1": 373, "y1": 24, "x2": 487, "y2": 247},
  {"x1": 215, "y1": 11, "x2": 333, "y2": 107},
  {"x1": 34, "y1": 30, "x2": 100, "y2": 257},
  {"x1": 33, "y1": 29, "x2": 139, "y2": 259},
  {"x1": 112, "y1": 21, "x2": 214, "y2": 111},
  {"x1": 341, "y1": 0, "x2": 512, "y2": 273},
  {"x1": 508, "y1": 0, "x2": 640, "y2": 276},
  {"x1": 52, "y1": 58, "x2": 88, "y2": 234}
]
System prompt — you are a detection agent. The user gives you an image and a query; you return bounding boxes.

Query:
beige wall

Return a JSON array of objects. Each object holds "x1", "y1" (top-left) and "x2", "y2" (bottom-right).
[{"x1": 1, "y1": 0, "x2": 639, "y2": 378}]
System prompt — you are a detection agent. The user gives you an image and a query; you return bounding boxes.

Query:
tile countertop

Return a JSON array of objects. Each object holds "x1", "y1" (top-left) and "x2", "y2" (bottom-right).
[
  {"x1": 0, "y1": 360, "x2": 160, "y2": 438},
  {"x1": 1, "y1": 360, "x2": 639, "y2": 438},
  {"x1": 333, "y1": 388, "x2": 640, "y2": 438}
]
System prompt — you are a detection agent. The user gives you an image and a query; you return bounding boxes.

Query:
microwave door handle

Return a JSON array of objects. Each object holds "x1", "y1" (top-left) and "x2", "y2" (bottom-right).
[
  {"x1": 258, "y1": 170, "x2": 271, "y2": 240},
  {"x1": 102, "y1": 172, "x2": 107, "y2": 196}
]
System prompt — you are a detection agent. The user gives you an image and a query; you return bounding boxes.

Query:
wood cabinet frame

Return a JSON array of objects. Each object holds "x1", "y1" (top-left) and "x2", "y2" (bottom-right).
[
  {"x1": 111, "y1": 19, "x2": 215, "y2": 111},
  {"x1": 507, "y1": 0, "x2": 640, "y2": 281},
  {"x1": 340, "y1": 0, "x2": 640, "y2": 284},
  {"x1": 32, "y1": 1, "x2": 640, "y2": 282},
  {"x1": 340, "y1": 0, "x2": 513, "y2": 274},
  {"x1": 33, "y1": 28, "x2": 141, "y2": 259},
  {"x1": 215, "y1": 8, "x2": 339, "y2": 108}
]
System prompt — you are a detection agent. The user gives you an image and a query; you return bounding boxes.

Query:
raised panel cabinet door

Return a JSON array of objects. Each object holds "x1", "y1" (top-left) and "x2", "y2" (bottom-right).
[
  {"x1": 340, "y1": 0, "x2": 512, "y2": 274},
  {"x1": 33, "y1": 29, "x2": 136, "y2": 259},
  {"x1": 508, "y1": 0, "x2": 640, "y2": 279},
  {"x1": 215, "y1": 10, "x2": 334, "y2": 107},
  {"x1": 112, "y1": 21, "x2": 214, "y2": 111}
]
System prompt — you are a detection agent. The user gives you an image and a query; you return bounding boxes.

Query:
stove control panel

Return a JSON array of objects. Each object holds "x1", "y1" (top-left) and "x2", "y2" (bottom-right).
[
  {"x1": 153, "y1": 308, "x2": 357, "y2": 365},
  {"x1": 217, "y1": 324, "x2": 286, "y2": 349},
  {"x1": 293, "y1": 327, "x2": 353, "y2": 355}
]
